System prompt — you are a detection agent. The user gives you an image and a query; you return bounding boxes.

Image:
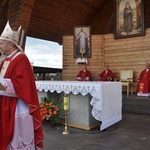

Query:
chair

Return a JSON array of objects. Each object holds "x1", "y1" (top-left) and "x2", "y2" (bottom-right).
[{"x1": 118, "y1": 70, "x2": 133, "y2": 95}]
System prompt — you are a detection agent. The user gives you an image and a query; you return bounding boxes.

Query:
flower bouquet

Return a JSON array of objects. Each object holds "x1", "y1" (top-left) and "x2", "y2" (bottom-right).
[{"x1": 40, "y1": 97, "x2": 63, "y2": 126}]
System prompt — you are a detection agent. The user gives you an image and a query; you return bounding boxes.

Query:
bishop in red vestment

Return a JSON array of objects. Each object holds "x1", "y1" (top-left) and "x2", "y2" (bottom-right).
[
  {"x1": 136, "y1": 63, "x2": 150, "y2": 96},
  {"x1": 0, "y1": 21, "x2": 43, "y2": 149},
  {"x1": 97, "y1": 65, "x2": 114, "y2": 81},
  {"x1": 76, "y1": 64, "x2": 92, "y2": 81}
]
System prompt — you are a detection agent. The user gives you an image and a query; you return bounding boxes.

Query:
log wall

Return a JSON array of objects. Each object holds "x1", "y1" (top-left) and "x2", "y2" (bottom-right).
[{"x1": 62, "y1": 28, "x2": 150, "y2": 92}]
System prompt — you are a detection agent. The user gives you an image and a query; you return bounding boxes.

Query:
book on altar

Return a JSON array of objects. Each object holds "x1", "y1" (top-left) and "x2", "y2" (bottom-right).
[{"x1": 0, "y1": 78, "x2": 17, "y2": 97}]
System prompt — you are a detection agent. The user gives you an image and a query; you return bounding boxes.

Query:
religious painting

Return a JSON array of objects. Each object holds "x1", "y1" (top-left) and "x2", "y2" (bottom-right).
[
  {"x1": 114, "y1": 0, "x2": 145, "y2": 39},
  {"x1": 74, "y1": 26, "x2": 91, "y2": 58}
]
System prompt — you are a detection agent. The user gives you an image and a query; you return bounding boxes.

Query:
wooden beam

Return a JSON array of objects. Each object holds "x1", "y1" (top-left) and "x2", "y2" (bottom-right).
[
  {"x1": 0, "y1": 0, "x2": 8, "y2": 16},
  {"x1": 8, "y1": 0, "x2": 35, "y2": 51}
]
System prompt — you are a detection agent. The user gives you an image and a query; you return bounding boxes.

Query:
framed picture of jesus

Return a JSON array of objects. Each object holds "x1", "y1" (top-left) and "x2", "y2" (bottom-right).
[{"x1": 74, "y1": 26, "x2": 91, "y2": 58}]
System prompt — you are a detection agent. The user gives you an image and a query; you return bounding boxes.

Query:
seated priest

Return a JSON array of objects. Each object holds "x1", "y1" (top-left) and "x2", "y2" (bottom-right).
[
  {"x1": 76, "y1": 64, "x2": 92, "y2": 81},
  {"x1": 97, "y1": 65, "x2": 114, "y2": 81},
  {"x1": 136, "y1": 63, "x2": 150, "y2": 96}
]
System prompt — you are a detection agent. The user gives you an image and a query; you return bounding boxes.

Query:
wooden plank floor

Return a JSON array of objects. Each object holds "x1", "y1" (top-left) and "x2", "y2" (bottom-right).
[
  {"x1": 122, "y1": 92, "x2": 150, "y2": 115},
  {"x1": 42, "y1": 112, "x2": 150, "y2": 150},
  {"x1": 42, "y1": 93, "x2": 150, "y2": 149}
]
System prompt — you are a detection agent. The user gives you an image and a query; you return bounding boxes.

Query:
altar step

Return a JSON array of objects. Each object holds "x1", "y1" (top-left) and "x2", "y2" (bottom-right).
[{"x1": 122, "y1": 93, "x2": 150, "y2": 115}]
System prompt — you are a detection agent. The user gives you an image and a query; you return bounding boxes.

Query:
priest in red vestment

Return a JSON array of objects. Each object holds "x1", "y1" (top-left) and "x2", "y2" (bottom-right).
[
  {"x1": 0, "y1": 21, "x2": 43, "y2": 149},
  {"x1": 97, "y1": 65, "x2": 114, "y2": 81},
  {"x1": 76, "y1": 64, "x2": 92, "y2": 81},
  {"x1": 136, "y1": 63, "x2": 150, "y2": 96}
]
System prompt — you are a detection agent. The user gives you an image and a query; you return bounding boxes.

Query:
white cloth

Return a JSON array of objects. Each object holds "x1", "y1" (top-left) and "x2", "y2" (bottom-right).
[
  {"x1": 36, "y1": 81, "x2": 122, "y2": 121},
  {"x1": 8, "y1": 114, "x2": 40, "y2": 150},
  {"x1": 15, "y1": 98, "x2": 29, "y2": 115},
  {"x1": 0, "y1": 78, "x2": 17, "y2": 97},
  {"x1": 137, "y1": 92, "x2": 150, "y2": 97}
]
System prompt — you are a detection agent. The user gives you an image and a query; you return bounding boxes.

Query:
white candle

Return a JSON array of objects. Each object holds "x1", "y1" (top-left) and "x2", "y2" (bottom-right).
[{"x1": 64, "y1": 96, "x2": 68, "y2": 110}]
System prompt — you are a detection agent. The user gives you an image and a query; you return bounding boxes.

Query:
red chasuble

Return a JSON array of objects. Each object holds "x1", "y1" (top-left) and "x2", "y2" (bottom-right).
[
  {"x1": 76, "y1": 69, "x2": 92, "y2": 81},
  {"x1": 98, "y1": 70, "x2": 114, "y2": 81},
  {"x1": 0, "y1": 53, "x2": 43, "y2": 149},
  {"x1": 136, "y1": 69, "x2": 150, "y2": 94}
]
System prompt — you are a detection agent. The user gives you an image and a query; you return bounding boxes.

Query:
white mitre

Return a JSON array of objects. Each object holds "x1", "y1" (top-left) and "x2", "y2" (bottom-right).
[{"x1": 0, "y1": 21, "x2": 24, "y2": 52}]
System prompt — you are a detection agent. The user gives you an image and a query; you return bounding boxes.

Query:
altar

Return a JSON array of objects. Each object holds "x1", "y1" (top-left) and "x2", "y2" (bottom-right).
[{"x1": 36, "y1": 81, "x2": 122, "y2": 131}]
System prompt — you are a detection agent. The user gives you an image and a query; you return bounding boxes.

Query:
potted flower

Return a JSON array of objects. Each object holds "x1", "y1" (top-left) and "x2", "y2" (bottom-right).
[{"x1": 40, "y1": 97, "x2": 63, "y2": 126}]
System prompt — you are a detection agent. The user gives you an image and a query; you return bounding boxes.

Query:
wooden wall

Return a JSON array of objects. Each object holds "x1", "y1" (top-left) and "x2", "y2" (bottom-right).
[
  {"x1": 63, "y1": 35, "x2": 103, "y2": 81},
  {"x1": 62, "y1": 28, "x2": 150, "y2": 92}
]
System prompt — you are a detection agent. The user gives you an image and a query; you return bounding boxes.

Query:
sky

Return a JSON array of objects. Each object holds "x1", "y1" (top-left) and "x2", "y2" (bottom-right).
[{"x1": 25, "y1": 37, "x2": 62, "y2": 69}]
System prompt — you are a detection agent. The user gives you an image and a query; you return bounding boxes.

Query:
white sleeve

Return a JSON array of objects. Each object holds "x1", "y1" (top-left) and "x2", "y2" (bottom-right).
[
  {"x1": 97, "y1": 76, "x2": 101, "y2": 80},
  {"x1": 76, "y1": 77, "x2": 81, "y2": 81},
  {"x1": 86, "y1": 77, "x2": 90, "y2": 81}
]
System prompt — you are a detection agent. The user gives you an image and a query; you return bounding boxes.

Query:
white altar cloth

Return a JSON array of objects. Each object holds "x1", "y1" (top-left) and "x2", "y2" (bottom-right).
[{"x1": 36, "y1": 81, "x2": 122, "y2": 130}]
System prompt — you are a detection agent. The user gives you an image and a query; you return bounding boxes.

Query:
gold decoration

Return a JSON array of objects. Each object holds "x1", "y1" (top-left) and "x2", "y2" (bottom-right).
[
  {"x1": 62, "y1": 110, "x2": 70, "y2": 134},
  {"x1": 80, "y1": 48, "x2": 85, "y2": 58}
]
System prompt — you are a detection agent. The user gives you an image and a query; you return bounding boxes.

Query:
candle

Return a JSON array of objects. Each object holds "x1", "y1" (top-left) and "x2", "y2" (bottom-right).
[{"x1": 64, "y1": 96, "x2": 69, "y2": 110}]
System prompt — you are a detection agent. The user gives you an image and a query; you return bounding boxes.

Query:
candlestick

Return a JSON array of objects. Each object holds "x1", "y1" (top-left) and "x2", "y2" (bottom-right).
[
  {"x1": 62, "y1": 93, "x2": 70, "y2": 134},
  {"x1": 62, "y1": 110, "x2": 70, "y2": 134}
]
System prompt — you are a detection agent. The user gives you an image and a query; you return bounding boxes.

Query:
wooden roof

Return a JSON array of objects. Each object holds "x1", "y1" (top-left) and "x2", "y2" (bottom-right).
[
  {"x1": 0, "y1": 0, "x2": 150, "y2": 45},
  {"x1": 0, "y1": 0, "x2": 114, "y2": 45}
]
